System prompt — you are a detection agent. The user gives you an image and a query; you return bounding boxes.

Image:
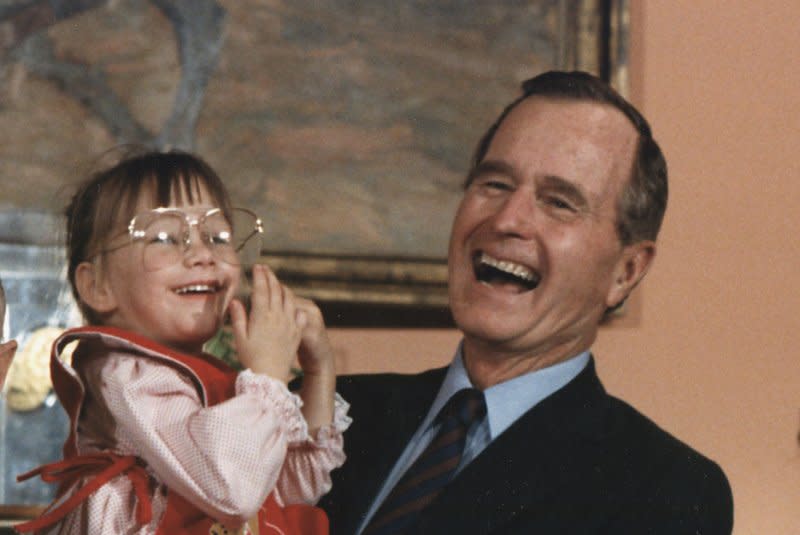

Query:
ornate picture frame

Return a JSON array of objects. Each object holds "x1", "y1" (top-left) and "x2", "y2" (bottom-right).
[{"x1": 0, "y1": 0, "x2": 629, "y2": 326}]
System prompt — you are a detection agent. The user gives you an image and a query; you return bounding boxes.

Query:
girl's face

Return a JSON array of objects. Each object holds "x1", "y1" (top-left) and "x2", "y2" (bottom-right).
[{"x1": 90, "y1": 183, "x2": 241, "y2": 354}]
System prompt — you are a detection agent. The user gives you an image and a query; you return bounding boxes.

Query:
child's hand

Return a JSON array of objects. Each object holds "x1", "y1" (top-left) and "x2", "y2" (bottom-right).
[
  {"x1": 229, "y1": 264, "x2": 305, "y2": 383},
  {"x1": 295, "y1": 297, "x2": 335, "y2": 379},
  {"x1": 0, "y1": 339, "x2": 17, "y2": 389},
  {"x1": 295, "y1": 298, "x2": 336, "y2": 433}
]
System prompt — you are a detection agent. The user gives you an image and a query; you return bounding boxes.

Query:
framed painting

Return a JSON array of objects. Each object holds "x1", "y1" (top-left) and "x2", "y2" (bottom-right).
[{"x1": 0, "y1": 0, "x2": 629, "y2": 326}]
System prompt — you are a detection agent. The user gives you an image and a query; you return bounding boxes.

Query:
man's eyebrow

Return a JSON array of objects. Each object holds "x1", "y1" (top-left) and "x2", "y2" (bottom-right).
[
  {"x1": 538, "y1": 174, "x2": 590, "y2": 208},
  {"x1": 465, "y1": 160, "x2": 515, "y2": 185}
]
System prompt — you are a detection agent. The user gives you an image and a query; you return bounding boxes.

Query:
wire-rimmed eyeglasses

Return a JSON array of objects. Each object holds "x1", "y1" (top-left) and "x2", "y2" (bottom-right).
[{"x1": 102, "y1": 207, "x2": 263, "y2": 271}]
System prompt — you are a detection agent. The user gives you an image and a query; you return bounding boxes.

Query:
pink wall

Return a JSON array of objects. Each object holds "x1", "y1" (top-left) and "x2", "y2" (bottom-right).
[
  {"x1": 327, "y1": 2, "x2": 800, "y2": 533},
  {"x1": 600, "y1": 2, "x2": 800, "y2": 533}
]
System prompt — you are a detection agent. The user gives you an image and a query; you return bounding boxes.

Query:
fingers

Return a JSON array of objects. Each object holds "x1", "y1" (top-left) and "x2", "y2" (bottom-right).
[
  {"x1": 242, "y1": 263, "x2": 308, "y2": 332},
  {"x1": 294, "y1": 296, "x2": 316, "y2": 313},
  {"x1": 295, "y1": 308, "x2": 309, "y2": 331},
  {"x1": 294, "y1": 296, "x2": 334, "y2": 377},
  {"x1": 251, "y1": 264, "x2": 295, "y2": 315},
  {"x1": 266, "y1": 265, "x2": 283, "y2": 311},
  {"x1": 228, "y1": 298, "x2": 247, "y2": 339},
  {"x1": 294, "y1": 296, "x2": 320, "y2": 324},
  {"x1": 281, "y1": 281, "x2": 297, "y2": 324},
  {"x1": 234, "y1": 265, "x2": 303, "y2": 380},
  {"x1": 249, "y1": 263, "x2": 268, "y2": 320}
]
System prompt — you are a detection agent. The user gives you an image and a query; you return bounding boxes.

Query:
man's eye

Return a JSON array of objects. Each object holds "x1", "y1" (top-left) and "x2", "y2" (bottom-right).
[
  {"x1": 543, "y1": 196, "x2": 575, "y2": 211},
  {"x1": 475, "y1": 177, "x2": 513, "y2": 192}
]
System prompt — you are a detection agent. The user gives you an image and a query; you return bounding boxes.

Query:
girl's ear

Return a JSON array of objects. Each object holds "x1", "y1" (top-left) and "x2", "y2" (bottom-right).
[
  {"x1": 606, "y1": 240, "x2": 656, "y2": 310},
  {"x1": 74, "y1": 261, "x2": 117, "y2": 315}
]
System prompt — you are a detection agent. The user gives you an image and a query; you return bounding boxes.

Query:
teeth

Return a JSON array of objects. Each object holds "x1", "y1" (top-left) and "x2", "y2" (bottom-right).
[
  {"x1": 480, "y1": 253, "x2": 536, "y2": 282},
  {"x1": 175, "y1": 284, "x2": 216, "y2": 294}
]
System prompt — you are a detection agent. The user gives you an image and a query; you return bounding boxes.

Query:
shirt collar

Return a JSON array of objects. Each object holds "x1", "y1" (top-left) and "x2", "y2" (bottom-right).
[{"x1": 427, "y1": 342, "x2": 591, "y2": 440}]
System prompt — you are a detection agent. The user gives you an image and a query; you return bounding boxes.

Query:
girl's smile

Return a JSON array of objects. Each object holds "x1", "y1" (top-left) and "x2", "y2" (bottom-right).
[{"x1": 77, "y1": 187, "x2": 242, "y2": 355}]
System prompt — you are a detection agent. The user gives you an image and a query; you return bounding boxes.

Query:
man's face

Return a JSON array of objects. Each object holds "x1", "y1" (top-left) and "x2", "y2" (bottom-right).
[{"x1": 448, "y1": 97, "x2": 651, "y2": 365}]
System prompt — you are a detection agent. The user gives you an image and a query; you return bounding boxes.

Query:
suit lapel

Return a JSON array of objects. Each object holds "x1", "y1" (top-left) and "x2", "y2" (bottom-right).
[
  {"x1": 416, "y1": 359, "x2": 610, "y2": 533},
  {"x1": 326, "y1": 367, "x2": 448, "y2": 534},
  {"x1": 361, "y1": 371, "x2": 444, "y2": 496}
]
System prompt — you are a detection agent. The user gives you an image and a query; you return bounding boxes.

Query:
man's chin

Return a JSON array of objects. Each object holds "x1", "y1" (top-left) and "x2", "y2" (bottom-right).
[{"x1": 452, "y1": 308, "x2": 525, "y2": 347}]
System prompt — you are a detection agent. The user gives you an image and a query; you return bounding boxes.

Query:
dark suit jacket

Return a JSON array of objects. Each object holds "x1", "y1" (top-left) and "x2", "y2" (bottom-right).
[{"x1": 320, "y1": 359, "x2": 733, "y2": 534}]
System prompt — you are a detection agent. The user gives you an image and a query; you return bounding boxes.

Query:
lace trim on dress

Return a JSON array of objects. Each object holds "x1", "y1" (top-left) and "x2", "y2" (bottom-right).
[
  {"x1": 235, "y1": 370, "x2": 307, "y2": 440},
  {"x1": 312, "y1": 393, "x2": 352, "y2": 446}
]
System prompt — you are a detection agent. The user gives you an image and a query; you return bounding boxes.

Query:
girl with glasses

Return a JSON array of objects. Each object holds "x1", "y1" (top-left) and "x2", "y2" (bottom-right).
[{"x1": 17, "y1": 149, "x2": 349, "y2": 534}]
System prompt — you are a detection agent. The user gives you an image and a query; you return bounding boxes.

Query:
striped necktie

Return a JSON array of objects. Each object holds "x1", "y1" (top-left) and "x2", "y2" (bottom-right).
[{"x1": 363, "y1": 388, "x2": 487, "y2": 534}]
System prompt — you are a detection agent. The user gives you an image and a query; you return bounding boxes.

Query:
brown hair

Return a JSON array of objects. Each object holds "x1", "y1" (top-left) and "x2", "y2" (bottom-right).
[
  {"x1": 469, "y1": 70, "x2": 668, "y2": 246},
  {"x1": 65, "y1": 148, "x2": 233, "y2": 323}
]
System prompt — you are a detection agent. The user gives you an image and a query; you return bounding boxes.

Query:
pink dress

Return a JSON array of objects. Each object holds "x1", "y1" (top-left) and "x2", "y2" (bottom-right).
[{"x1": 17, "y1": 326, "x2": 351, "y2": 534}]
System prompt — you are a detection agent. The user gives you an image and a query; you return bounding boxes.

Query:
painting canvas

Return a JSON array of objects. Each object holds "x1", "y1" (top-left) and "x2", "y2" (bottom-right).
[
  {"x1": 0, "y1": 0, "x2": 628, "y2": 321},
  {"x1": 0, "y1": 0, "x2": 629, "y2": 511}
]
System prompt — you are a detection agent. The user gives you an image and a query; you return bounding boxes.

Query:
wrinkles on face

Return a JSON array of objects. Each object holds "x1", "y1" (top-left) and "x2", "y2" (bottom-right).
[{"x1": 448, "y1": 97, "x2": 640, "y2": 385}]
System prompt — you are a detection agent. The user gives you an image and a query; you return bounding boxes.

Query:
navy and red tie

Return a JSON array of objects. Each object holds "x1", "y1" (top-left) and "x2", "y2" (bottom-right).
[{"x1": 363, "y1": 388, "x2": 487, "y2": 534}]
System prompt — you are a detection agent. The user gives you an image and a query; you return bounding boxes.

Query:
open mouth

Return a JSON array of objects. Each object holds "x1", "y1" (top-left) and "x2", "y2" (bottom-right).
[
  {"x1": 473, "y1": 252, "x2": 540, "y2": 291},
  {"x1": 174, "y1": 283, "x2": 222, "y2": 295}
]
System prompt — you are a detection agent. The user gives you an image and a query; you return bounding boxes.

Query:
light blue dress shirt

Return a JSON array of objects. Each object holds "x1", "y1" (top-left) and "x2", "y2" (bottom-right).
[{"x1": 357, "y1": 343, "x2": 591, "y2": 533}]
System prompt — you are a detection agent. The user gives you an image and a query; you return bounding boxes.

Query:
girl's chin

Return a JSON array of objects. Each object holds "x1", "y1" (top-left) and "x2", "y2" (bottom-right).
[
  {"x1": 164, "y1": 329, "x2": 221, "y2": 353},
  {"x1": 164, "y1": 339, "x2": 209, "y2": 355}
]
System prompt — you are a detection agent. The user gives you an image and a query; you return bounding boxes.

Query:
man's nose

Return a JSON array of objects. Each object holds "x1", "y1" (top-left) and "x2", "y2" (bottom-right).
[{"x1": 490, "y1": 188, "x2": 537, "y2": 238}]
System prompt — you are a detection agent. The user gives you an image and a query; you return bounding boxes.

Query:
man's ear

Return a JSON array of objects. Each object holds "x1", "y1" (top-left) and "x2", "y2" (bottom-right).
[
  {"x1": 606, "y1": 240, "x2": 656, "y2": 309},
  {"x1": 74, "y1": 261, "x2": 117, "y2": 315}
]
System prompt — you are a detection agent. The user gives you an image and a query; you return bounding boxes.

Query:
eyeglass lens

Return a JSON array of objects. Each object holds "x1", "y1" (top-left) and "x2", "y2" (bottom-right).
[{"x1": 134, "y1": 209, "x2": 262, "y2": 271}]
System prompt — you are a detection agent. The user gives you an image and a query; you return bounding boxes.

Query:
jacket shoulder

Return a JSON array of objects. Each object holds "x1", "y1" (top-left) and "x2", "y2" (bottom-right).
[
  {"x1": 600, "y1": 395, "x2": 734, "y2": 533},
  {"x1": 604, "y1": 394, "x2": 724, "y2": 470},
  {"x1": 335, "y1": 367, "x2": 447, "y2": 401}
]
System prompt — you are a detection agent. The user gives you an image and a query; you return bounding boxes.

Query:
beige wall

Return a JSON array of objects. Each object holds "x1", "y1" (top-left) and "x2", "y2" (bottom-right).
[{"x1": 327, "y1": 2, "x2": 800, "y2": 533}]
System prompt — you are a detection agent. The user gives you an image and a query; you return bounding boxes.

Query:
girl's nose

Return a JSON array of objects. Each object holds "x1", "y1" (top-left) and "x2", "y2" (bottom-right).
[{"x1": 183, "y1": 225, "x2": 216, "y2": 266}]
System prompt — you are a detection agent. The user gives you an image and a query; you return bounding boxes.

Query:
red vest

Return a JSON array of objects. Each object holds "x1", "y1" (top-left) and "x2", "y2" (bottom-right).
[{"x1": 17, "y1": 326, "x2": 328, "y2": 535}]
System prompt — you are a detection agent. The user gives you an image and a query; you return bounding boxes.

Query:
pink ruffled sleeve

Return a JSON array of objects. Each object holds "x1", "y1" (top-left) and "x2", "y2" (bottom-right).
[
  {"x1": 81, "y1": 353, "x2": 350, "y2": 525},
  {"x1": 236, "y1": 370, "x2": 351, "y2": 505}
]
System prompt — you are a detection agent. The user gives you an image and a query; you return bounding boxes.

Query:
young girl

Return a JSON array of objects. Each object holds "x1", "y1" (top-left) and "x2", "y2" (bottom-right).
[{"x1": 16, "y1": 150, "x2": 350, "y2": 534}]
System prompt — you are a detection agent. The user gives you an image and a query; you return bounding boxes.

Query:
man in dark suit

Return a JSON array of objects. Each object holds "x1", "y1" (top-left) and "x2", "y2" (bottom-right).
[{"x1": 319, "y1": 71, "x2": 733, "y2": 534}]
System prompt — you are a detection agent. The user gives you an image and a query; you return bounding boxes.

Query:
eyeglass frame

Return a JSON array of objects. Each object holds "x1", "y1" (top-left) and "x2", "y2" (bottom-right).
[{"x1": 96, "y1": 206, "x2": 264, "y2": 268}]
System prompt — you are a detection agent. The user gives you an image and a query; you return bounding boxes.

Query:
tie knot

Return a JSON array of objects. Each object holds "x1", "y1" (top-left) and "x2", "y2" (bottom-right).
[{"x1": 438, "y1": 388, "x2": 486, "y2": 427}]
